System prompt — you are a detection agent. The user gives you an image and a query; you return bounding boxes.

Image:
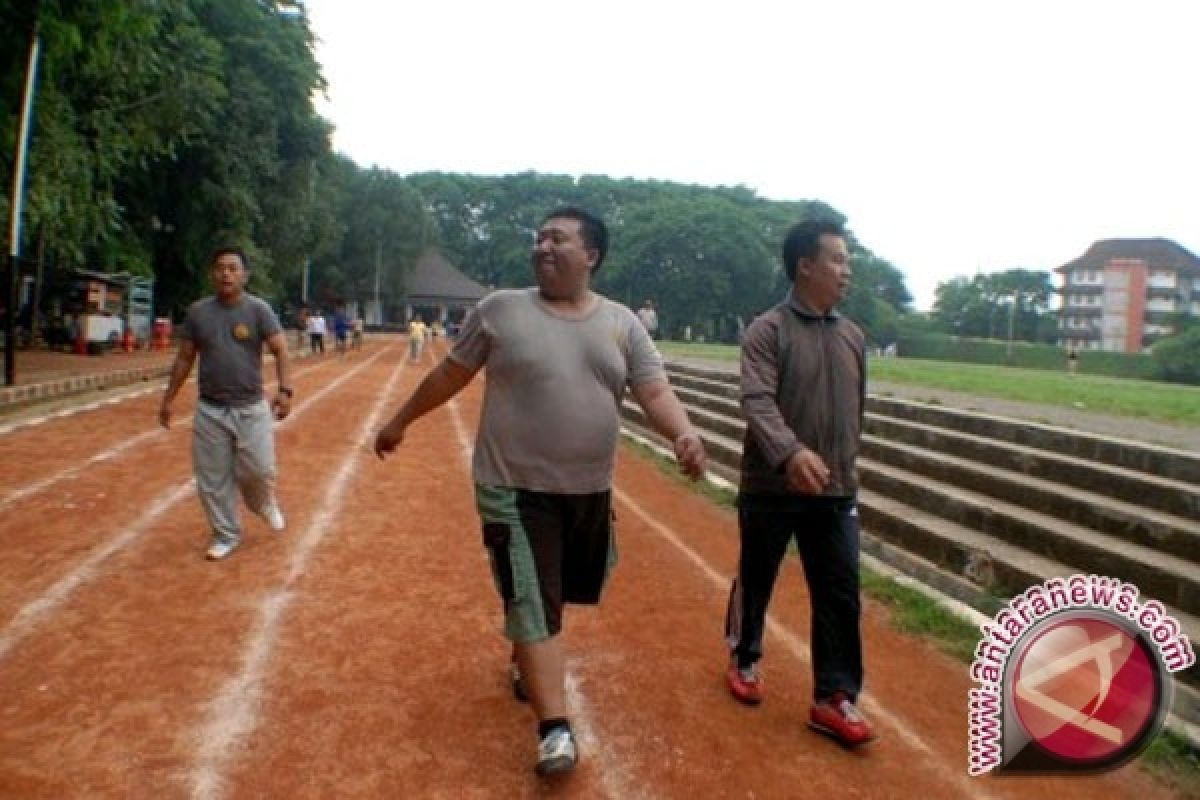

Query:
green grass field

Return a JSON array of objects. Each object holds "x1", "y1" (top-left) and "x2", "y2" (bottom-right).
[{"x1": 658, "y1": 341, "x2": 1200, "y2": 427}]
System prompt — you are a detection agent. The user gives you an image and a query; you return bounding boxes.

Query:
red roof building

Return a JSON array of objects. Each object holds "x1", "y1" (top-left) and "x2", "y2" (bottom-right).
[{"x1": 1056, "y1": 238, "x2": 1200, "y2": 353}]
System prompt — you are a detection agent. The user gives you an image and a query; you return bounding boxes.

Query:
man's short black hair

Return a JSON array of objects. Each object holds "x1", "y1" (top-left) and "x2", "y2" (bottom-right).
[
  {"x1": 541, "y1": 206, "x2": 609, "y2": 271},
  {"x1": 782, "y1": 218, "x2": 846, "y2": 280},
  {"x1": 210, "y1": 246, "x2": 249, "y2": 270}
]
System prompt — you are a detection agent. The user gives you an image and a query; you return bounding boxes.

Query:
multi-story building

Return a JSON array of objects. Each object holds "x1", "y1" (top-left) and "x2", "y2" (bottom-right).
[{"x1": 1056, "y1": 238, "x2": 1200, "y2": 353}]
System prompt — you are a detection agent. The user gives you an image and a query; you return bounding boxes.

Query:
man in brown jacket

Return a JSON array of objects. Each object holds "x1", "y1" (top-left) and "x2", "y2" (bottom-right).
[{"x1": 723, "y1": 216, "x2": 875, "y2": 746}]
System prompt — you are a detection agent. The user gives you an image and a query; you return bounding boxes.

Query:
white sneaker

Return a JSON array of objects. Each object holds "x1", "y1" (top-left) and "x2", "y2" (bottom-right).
[
  {"x1": 206, "y1": 539, "x2": 239, "y2": 561},
  {"x1": 535, "y1": 726, "x2": 578, "y2": 776},
  {"x1": 262, "y1": 503, "x2": 286, "y2": 532}
]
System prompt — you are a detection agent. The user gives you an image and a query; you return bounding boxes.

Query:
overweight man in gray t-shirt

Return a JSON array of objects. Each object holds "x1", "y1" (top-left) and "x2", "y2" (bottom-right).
[
  {"x1": 159, "y1": 247, "x2": 293, "y2": 561},
  {"x1": 375, "y1": 207, "x2": 706, "y2": 777}
]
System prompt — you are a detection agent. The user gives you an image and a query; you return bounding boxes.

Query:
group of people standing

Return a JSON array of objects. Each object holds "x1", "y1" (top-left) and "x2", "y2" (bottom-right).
[
  {"x1": 302, "y1": 306, "x2": 363, "y2": 356},
  {"x1": 157, "y1": 206, "x2": 874, "y2": 780}
]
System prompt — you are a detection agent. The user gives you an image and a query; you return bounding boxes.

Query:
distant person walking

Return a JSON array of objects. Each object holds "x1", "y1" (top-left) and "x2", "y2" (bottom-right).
[
  {"x1": 351, "y1": 314, "x2": 364, "y2": 350},
  {"x1": 306, "y1": 310, "x2": 326, "y2": 354},
  {"x1": 637, "y1": 298, "x2": 659, "y2": 339},
  {"x1": 333, "y1": 306, "x2": 351, "y2": 356},
  {"x1": 1066, "y1": 346, "x2": 1079, "y2": 375},
  {"x1": 407, "y1": 317, "x2": 427, "y2": 363},
  {"x1": 723, "y1": 217, "x2": 875, "y2": 746},
  {"x1": 374, "y1": 207, "x2": 706, "y2": 776},
  {"x1": 158, "y1": 247, "x2": 292, "y2": 561}
]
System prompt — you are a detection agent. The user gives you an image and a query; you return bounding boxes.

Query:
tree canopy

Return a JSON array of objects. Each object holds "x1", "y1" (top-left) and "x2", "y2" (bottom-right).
[
  {"x1": 408, "y1": 172, "x2": 912, "y2": 342},
  {"x1": 2, "y1": 1, "x2": 912, "y2": 341},
  {"x1": 931, "y1": 268, "x2": 1057, "y2": 343}
]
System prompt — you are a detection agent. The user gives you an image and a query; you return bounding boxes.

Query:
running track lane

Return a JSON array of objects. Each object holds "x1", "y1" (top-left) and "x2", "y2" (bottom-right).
[
  {"x1": 0, "y1": 346, "x2": 391, "y2": 656},
  {"x1": 212, "y1": 340, "x2": 1173, "y2": 800},
  {"x1": 0, "y1": 343, "x2": 403, "y2": 796},
  {"x1": 0, "y1": 337, "x2": 1181, "y2": 799},
  {"x1": 0, "y1": 355, "x2": 341, "y2": 511}
]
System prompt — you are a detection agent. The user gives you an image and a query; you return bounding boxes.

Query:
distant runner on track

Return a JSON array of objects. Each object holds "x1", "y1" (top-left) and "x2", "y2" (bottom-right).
[
  {"x1": 374, "y1": 206, "x2": 707, "y2": 776},
  {"x1": 158, "y1": 246, "x2": 292, "y2": 561}
]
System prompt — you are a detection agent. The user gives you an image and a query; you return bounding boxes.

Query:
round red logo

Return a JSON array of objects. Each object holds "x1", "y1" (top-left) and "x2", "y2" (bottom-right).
[{"x1": 1011, "y1": 614, "x2": 1160, "y2": 766}]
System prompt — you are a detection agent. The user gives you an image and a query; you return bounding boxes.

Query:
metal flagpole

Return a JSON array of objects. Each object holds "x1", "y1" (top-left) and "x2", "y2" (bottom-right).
[{"x1": 6, "y1": 9, "x2": 41, "y2": 386}]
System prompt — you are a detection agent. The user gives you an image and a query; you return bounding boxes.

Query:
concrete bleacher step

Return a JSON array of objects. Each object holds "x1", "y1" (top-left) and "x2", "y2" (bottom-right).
[
  {"x1": 859, "y1": 520, "x2": 1200, "y2": 722},
  {"x1": 652, "y1": 380, "x2": 1200, "y2": 611},
  {"x1": 867, "y1": 414, "x2": 1200, "y2": 523},
  {"x1": 863, "y1": 434, "x2": 1200, "y2": 562},
  {"x1": 867, "y1": 394, "x2": 1200, "y2": 485},
  {"x1": 667, "y1": 362, "x2": 1200, "y2": 488},
  {"x1": 671, "y1": 378, "x2": 1200, "y2": 546},
  {"x1": 665, "y1": 370, "x2": 741, "y2": 401},
  {"x1": 860, "y1": 458, "x2": 1200, "y2": 617},
  {"x1": 672, "y1": 383, "x2": 742, "y2": 420},
  {"x1": 859, "y1": 488, "x2": 1200, "y2": 688},
  {"x1": 655, "y1": 388, "x2": 1200, "y2": 594},
  {"x1": 621, "y1": 400, "x2": 743, "y2": 479}
]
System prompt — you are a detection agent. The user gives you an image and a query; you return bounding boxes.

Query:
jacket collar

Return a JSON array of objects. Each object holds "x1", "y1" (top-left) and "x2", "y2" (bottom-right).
[{"x1": 786, "y1": 291, "x2": 840, "y2": 321}]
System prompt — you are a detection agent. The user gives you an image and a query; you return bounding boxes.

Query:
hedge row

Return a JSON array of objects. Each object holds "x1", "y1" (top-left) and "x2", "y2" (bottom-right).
[{"x1": 895, "y1": 333, "x2": 1158, "y2": 380}]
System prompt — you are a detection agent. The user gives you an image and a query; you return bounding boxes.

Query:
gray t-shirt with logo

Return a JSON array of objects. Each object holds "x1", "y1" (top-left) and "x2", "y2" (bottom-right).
[
  {"x1": 449, "y1": 288, "x2": 666, "y2": 493},
  {"x1": 180, "y1": 294, "x2": 282, "y2": 407}
]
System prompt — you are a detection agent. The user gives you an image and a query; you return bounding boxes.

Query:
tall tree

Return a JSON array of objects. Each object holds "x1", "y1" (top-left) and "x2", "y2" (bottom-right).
[
  {"x1": 139, "y1": 0, "x2": 329, "y2": 314},
  {"x1": 3, "y1": 1, "x2": 224, "y2": 270},
  {"x1": 932, "y1": 268, "x2": 1054, "y2": 342}
]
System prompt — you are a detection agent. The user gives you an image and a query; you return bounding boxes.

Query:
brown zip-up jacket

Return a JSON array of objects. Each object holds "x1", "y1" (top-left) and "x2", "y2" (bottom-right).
[{"x1": 739, "y1": 294, "x2": 866, "y2": 499}]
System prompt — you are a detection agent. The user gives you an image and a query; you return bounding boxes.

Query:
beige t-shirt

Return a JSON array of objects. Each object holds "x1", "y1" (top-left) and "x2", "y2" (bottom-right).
[{"x1": 449, "y1": 288, "x2": 665, "y2": 493}]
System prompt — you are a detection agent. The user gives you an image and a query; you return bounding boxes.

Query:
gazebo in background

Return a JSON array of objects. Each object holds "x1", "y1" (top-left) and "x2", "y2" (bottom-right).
[{"x1": 402, "y1": 249, "x2": 491, "y2": 327}]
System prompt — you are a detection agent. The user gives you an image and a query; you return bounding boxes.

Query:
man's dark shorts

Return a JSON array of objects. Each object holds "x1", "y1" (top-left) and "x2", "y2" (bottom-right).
[{"x1": 475, "y1": 484, "x2": 617, "y2": 642}]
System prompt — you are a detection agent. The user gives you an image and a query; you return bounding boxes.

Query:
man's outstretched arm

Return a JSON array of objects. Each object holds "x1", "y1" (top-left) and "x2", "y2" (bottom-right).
[
  {"x1": 630, "y1": 379, "x2": 707, "y2": 480},
  {"x1": 374, "y1": 357, "x2": 478, "y2": 458}
]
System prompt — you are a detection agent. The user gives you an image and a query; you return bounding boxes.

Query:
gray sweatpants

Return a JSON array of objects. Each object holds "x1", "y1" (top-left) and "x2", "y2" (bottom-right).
[{"x1": 193, "y1": 399, "x2": 277, "y2": 545}]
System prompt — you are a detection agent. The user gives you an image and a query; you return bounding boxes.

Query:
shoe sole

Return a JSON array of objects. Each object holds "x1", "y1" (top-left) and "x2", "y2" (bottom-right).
[
  {"x1": 726, "y1": 670, "x2": 763, "y2": 706},
  {"x1": 535, "y1": 755, "x2": 577, "y2": 776},
  {"x1": 806, "y1": 720, "x2": 878, "y2": 747}
]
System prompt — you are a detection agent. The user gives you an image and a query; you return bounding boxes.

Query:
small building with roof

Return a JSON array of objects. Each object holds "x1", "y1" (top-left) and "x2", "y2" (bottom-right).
[{"x1": 401, "y1": 249, "x2": 491, "y2": 327}]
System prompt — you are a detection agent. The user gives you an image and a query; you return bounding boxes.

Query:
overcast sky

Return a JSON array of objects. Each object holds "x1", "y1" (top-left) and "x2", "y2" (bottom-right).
[{"x1": 304, "y1": 0, "x2": 1199, "y2": 310}]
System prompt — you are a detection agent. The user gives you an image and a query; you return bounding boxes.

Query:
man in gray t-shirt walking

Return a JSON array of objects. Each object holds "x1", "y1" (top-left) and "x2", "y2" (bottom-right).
[
  {"x1": 159, "y1": 247, "x2": 294, "y2": 561},
  {"x1": 374, "y1": 207, "x2": 706, "y2": 777}
]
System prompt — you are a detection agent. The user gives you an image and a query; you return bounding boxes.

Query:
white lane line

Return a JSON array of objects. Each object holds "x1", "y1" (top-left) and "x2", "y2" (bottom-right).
[
  {"x1": 0, "y1": 345, "x2": 396, "y2": 664},
  {"x1": 0, "y1": 360, "x2": 335, "y2": 510},
  {"x1": 613, "y1": 488, "x2": 998, "y2": 800},
  {"x1": 0, "y1": 480, "x2": 195, "y2": 661},
  {"x1": 445, "y1": 396, "x2": 631, "y2": 800},
  {"x1": 0, "y1": 352, "x2": 335, "y2": 438},
  {"x1": 188, "y1": 355, "x2": 407, "y2": 800},
  {"x1": 562, "y1": 667, "x2": 645, "y2": 800},
  {"x1": 1, "y1": 427, "x2": 165, "y2": 511}
]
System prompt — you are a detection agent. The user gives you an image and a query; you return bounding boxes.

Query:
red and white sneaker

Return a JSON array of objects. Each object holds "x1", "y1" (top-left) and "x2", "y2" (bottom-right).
[
  {"x1": 726, "y1": 661, "x2": 763, "y2": 706},
  {"x1": 808, "y1": 691, "x2": 876, "y2": 746}
]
